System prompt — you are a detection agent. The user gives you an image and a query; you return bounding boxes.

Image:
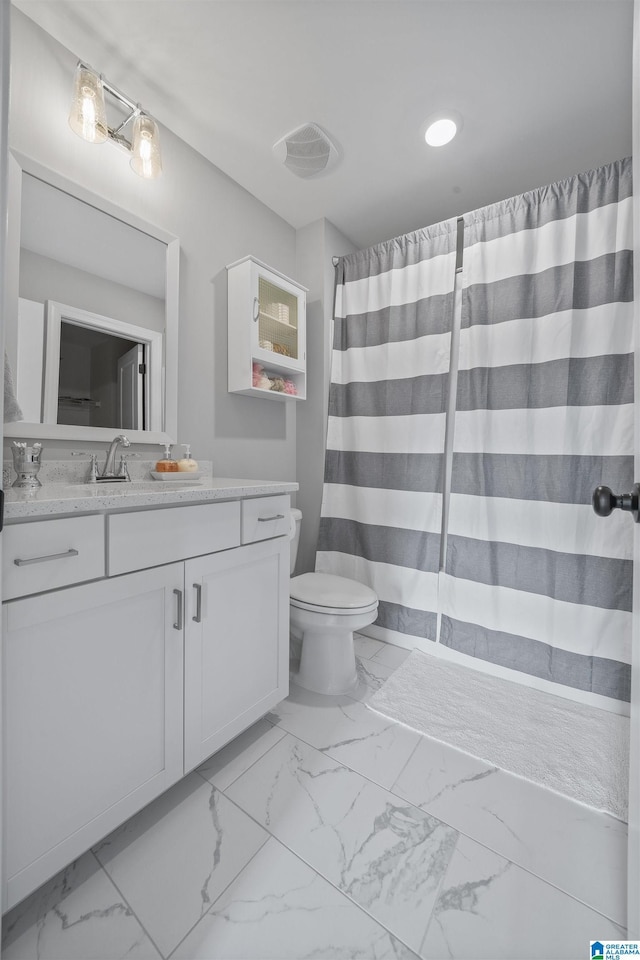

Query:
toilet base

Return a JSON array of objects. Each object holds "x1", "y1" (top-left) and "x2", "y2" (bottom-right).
[{"x1": 294, "y1": 626, "x2": 358, "y2": 696}]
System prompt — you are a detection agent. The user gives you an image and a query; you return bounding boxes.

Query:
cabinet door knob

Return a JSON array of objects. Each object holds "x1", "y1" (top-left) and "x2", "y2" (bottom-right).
[
  {"x1": 253, "y1": 297, "x2": 260, "y2": 322},
  {"x1": 257, "y1": 514, "x2": 285, "y2": 522}
]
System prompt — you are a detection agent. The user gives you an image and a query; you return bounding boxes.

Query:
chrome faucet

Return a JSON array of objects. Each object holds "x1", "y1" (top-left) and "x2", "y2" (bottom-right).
[{"x1": 97, "y1": 434, "x2": 131, "y2": 481}]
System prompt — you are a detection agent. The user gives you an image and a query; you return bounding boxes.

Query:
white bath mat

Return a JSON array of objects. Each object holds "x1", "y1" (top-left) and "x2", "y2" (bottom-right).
[{"x1": 367, "y1": 649, "x2": 630, "y2": 821}]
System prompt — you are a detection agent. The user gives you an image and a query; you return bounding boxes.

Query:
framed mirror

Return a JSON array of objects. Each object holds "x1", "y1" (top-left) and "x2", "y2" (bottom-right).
[{"x1": 4, "y1": 152, "x2": 179, "y2": 445}]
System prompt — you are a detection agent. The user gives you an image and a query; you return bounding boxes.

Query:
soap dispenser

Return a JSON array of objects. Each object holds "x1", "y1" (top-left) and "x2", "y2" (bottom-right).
[
  {"x1": 155, "y1": 443, "x2": 178, "y2": 472},
  {"x1": 177, "y1": 444, "x2": 198, "y2": 473}
]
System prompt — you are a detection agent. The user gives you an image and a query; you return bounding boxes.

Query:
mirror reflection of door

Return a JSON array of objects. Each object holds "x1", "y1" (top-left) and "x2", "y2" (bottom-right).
[
  {"x1": 57, "y1": 321, "x2": 146, "y2": 429},
  {"x1": 117, "y1": 343, "x2": 144, "y2": 430}
]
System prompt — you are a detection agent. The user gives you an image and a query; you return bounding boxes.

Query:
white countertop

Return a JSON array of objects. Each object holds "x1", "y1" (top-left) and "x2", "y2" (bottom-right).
[{"x1": 4, "y1": 477, "x2": 298, "y2": 520}]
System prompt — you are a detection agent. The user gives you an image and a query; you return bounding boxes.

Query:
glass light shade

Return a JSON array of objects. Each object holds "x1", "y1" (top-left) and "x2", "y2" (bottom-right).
[
  {"x1": 424, "y1": 117, "x2": 458, "y2": 147},
  {"x1": 68, "y1": 64, "x2": 108, "y2": 143},
  {"x1": 130, "y1": 115, "x2": 162, "y2": 179}
]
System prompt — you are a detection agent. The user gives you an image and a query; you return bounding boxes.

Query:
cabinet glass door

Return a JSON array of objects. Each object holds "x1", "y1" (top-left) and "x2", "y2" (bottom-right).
[{"x1": 257, "y1": 276, "x2": 299, "y2": 362}]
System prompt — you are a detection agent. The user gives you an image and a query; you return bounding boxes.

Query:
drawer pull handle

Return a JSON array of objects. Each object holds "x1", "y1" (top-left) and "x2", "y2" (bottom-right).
[
  {"x1": 173, "y1": 589, "x2": 183, "y2": 631},
  {"x1": 257, "y1": 514, "x2": 285, "y2": 522},
  {"x1": 193, "y1": 583, "x2": 202, "y2": 623},
  {"x1": 14, "y1": 548, "x2": 79, "y2": 567}
]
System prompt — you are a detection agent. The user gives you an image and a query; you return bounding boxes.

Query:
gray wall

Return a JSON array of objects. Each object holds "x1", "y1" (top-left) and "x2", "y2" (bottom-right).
[
  {"x1": 295, "y1": 220, "x2": 357, "y2": 574},
  {"x1": 19, "y1": 249, "x2": 165, "y2": 333},
  {"x1": 6, "y1": 7, "x2": 300, "y2": 482},
  {"x1": 6, "y1": 8, "x2": 363, "y2": 570}
]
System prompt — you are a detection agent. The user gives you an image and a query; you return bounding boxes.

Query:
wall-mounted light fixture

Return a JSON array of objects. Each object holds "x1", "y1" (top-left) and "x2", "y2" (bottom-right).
[{"x1": 68, "y1": 61, "x2": 162, "y2": 179}]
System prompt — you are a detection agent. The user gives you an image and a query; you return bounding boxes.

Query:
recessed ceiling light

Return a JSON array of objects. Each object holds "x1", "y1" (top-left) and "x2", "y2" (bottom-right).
[
  {"x1": 425, "y1": 117, "x2": 458, "y2": 147},
  {"x1": 421, "y1": 110, "x2": 463, "y2": 148}
]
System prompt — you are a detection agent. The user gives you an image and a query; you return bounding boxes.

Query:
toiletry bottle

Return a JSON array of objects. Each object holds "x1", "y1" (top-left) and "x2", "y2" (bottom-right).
[
  {"x1": 155, "y1": 443, "x2": 178, "y2": 472},
  {"x1": 177, "y1": 444, "x2": 198, "y2": 472}
]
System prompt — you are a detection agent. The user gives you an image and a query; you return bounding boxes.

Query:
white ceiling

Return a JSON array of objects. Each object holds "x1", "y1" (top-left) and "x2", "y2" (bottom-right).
[{"x1": 12, "y1": 0, "x2": 634, "y2": 251}]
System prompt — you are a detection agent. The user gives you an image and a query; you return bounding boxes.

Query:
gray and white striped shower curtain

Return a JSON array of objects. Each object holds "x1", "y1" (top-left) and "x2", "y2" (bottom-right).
[
  {"x1": 316, "y1": 221, "x2": 458, "y2": 641},
  {"x1": 318, "y1": 157, "x2": 633, "y2": 703},
  {"x1": 441, "y1": 158, "x2": 634, "y2": 702}
]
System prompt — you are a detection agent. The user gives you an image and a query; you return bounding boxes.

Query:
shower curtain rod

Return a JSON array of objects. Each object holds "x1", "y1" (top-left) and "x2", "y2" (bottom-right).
[{"x1": 332, "y1": 255, "x2": 463, "y2": 270}]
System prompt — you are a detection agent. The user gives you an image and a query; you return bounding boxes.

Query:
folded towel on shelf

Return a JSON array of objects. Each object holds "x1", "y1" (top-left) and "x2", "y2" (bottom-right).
[{"x1": 4, "y1": 352, "x2": 24, "y2": 423}]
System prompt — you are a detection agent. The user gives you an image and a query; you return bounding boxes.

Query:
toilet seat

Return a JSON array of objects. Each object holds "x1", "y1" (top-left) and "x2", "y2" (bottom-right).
[
  {"x1": 290, "y1": 573, "x2": 378, "y2": 616},
  {"x1": 291, "y1": 596, "x2": 379, "y2": 616}
]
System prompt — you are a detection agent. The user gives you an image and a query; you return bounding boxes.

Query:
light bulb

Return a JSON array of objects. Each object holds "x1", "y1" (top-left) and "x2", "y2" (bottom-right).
[
  {"x1": 68, "y1": 64, "x2": 108, "y2": 143},
  {"x1": 130, "y1": 114, "x2": 162, "y2": 179},
  {"x1": 424, "y1": 117, "x2": 458, "y2": 147}
]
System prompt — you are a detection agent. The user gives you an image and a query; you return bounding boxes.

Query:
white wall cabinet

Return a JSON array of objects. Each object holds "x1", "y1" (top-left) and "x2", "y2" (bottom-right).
[
  {"x1": 2, "y1": 495, "x2": 290, "y2": 912},
  {"x1": 227, "y1": 256, "x2": 307, "y2": 400}
]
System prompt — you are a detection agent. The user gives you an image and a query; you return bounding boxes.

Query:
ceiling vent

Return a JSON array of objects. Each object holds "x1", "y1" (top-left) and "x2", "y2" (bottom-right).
[{"x1": 273, "y1": 122, "x2": 340, "y2": 179}]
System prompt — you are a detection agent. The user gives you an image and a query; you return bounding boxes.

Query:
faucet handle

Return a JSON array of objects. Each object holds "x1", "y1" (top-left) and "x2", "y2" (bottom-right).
[
  {"x1": 70, "y1": 451, "x2": 98, "y2": 483},
  {"x1": 117, "y1": 456, "x2": 131, "y2": 481},
  {"x1": 117, "y1": 453, "x2": 139, "y2": 480}
]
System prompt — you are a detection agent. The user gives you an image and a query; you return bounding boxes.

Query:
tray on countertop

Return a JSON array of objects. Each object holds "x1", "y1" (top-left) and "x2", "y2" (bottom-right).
[{"x1": 150, "y1": 471, "x2": 204, "y2": 482}]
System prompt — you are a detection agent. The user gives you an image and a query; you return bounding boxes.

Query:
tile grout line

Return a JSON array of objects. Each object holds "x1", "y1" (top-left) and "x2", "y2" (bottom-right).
[
  {"x1": 214, "y1": 726, "x2": 462, "y2": 954},
  {"x1": 387, "y1": 733, "x2": 423, "y2": 796},
  {"x1": 352, "y1": 644, "x2": 382, "y2": 662},
  {"x1": 194, "y1": 724, "x2": 287, "y2": 793},
  {"x1": 264, "y1": 835, "x2": 424, "y2": 960},
  {"x1": 379, "y1": 753, "x2": 627, "y2": 929},
  {"x1": 265, "y1": 708, "x2": 422, "y2": 795},
  {"x1": 262, "y1": 713, "x2": 627, "y2": 929},
  {"x1": 163, "y1": 833, "x2": 271, "y2": 960},
  {"x1": 369, "y1": 644, "x2": 412, "y2": 667},
  {"x1": 385, "y1": 778, "x2": 627, "y2": 930},
  {"x1": 89, "y1": 849, "x2": 167, "y2": 960},
  {"x1": 92, "y1": 776, "x2": 271, "y2": 960},
  {"x1": 213, "y1": 793, "x2": 423, "y2": 959},
  {"x1": 417, "y1": 828, "x2": 464, "y2": 959}
]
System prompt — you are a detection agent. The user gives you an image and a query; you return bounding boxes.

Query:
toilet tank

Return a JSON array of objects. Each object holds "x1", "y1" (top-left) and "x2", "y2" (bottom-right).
[{"x1": 289, "y1": 508, "x2": 302, "y2": 575}]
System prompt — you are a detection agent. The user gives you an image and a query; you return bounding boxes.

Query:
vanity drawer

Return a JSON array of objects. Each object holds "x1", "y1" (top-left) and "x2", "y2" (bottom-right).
[
  {"x1": 108, "y1": 501, "x2": 241, "y2": 575},
  {"x1": 3, "y1": 515, "x2": 106, "y2": 600},
  {"x1": 241, "y1": 495, "x2": 290, "y2": 544}
]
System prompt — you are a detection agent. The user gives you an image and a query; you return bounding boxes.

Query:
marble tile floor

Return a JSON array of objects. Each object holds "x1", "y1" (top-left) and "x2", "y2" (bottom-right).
[{"x1": 2, "y1": 636, "x2": 627, "y2": 960}]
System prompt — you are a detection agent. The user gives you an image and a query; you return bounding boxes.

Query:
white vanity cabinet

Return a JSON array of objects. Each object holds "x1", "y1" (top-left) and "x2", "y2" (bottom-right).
[
  {"x1": 184, "y1": 536, "x2": 289, "y2": 771},
  {"x1": 2, "y1": 513, "x2": 105, "y2": 600},
  {"x1": 1, "y1": 491, "x2": 291, "y2": 912},
  {"x1": 3, "y1": 562, "x2": 185, "y2": 909},
  {"x1": 227, "y1": 256, "x2": 307, "y2": 400}
]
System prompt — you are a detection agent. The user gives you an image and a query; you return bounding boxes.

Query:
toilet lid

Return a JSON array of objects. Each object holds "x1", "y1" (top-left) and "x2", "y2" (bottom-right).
[{"x1": 290, "y1": 573, "x2": 377, "y2": 609}]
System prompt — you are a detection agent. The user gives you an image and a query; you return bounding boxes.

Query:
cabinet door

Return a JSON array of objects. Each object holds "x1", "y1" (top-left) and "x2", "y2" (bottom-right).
[
  {"x1": 253, "y1": 265, "x2": 306, "y2": 374},
  {"x1": 184, "y1": 537, "x2": 289, "y2": 772},
  {"x1": 3, "y1": 564, "x2": 184, "y2": 910}
]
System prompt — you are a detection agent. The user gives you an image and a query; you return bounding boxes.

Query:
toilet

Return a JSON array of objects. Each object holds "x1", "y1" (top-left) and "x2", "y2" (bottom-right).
[{"x1": 289, "y1": 508, "x2": 378, "y2": 695}]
